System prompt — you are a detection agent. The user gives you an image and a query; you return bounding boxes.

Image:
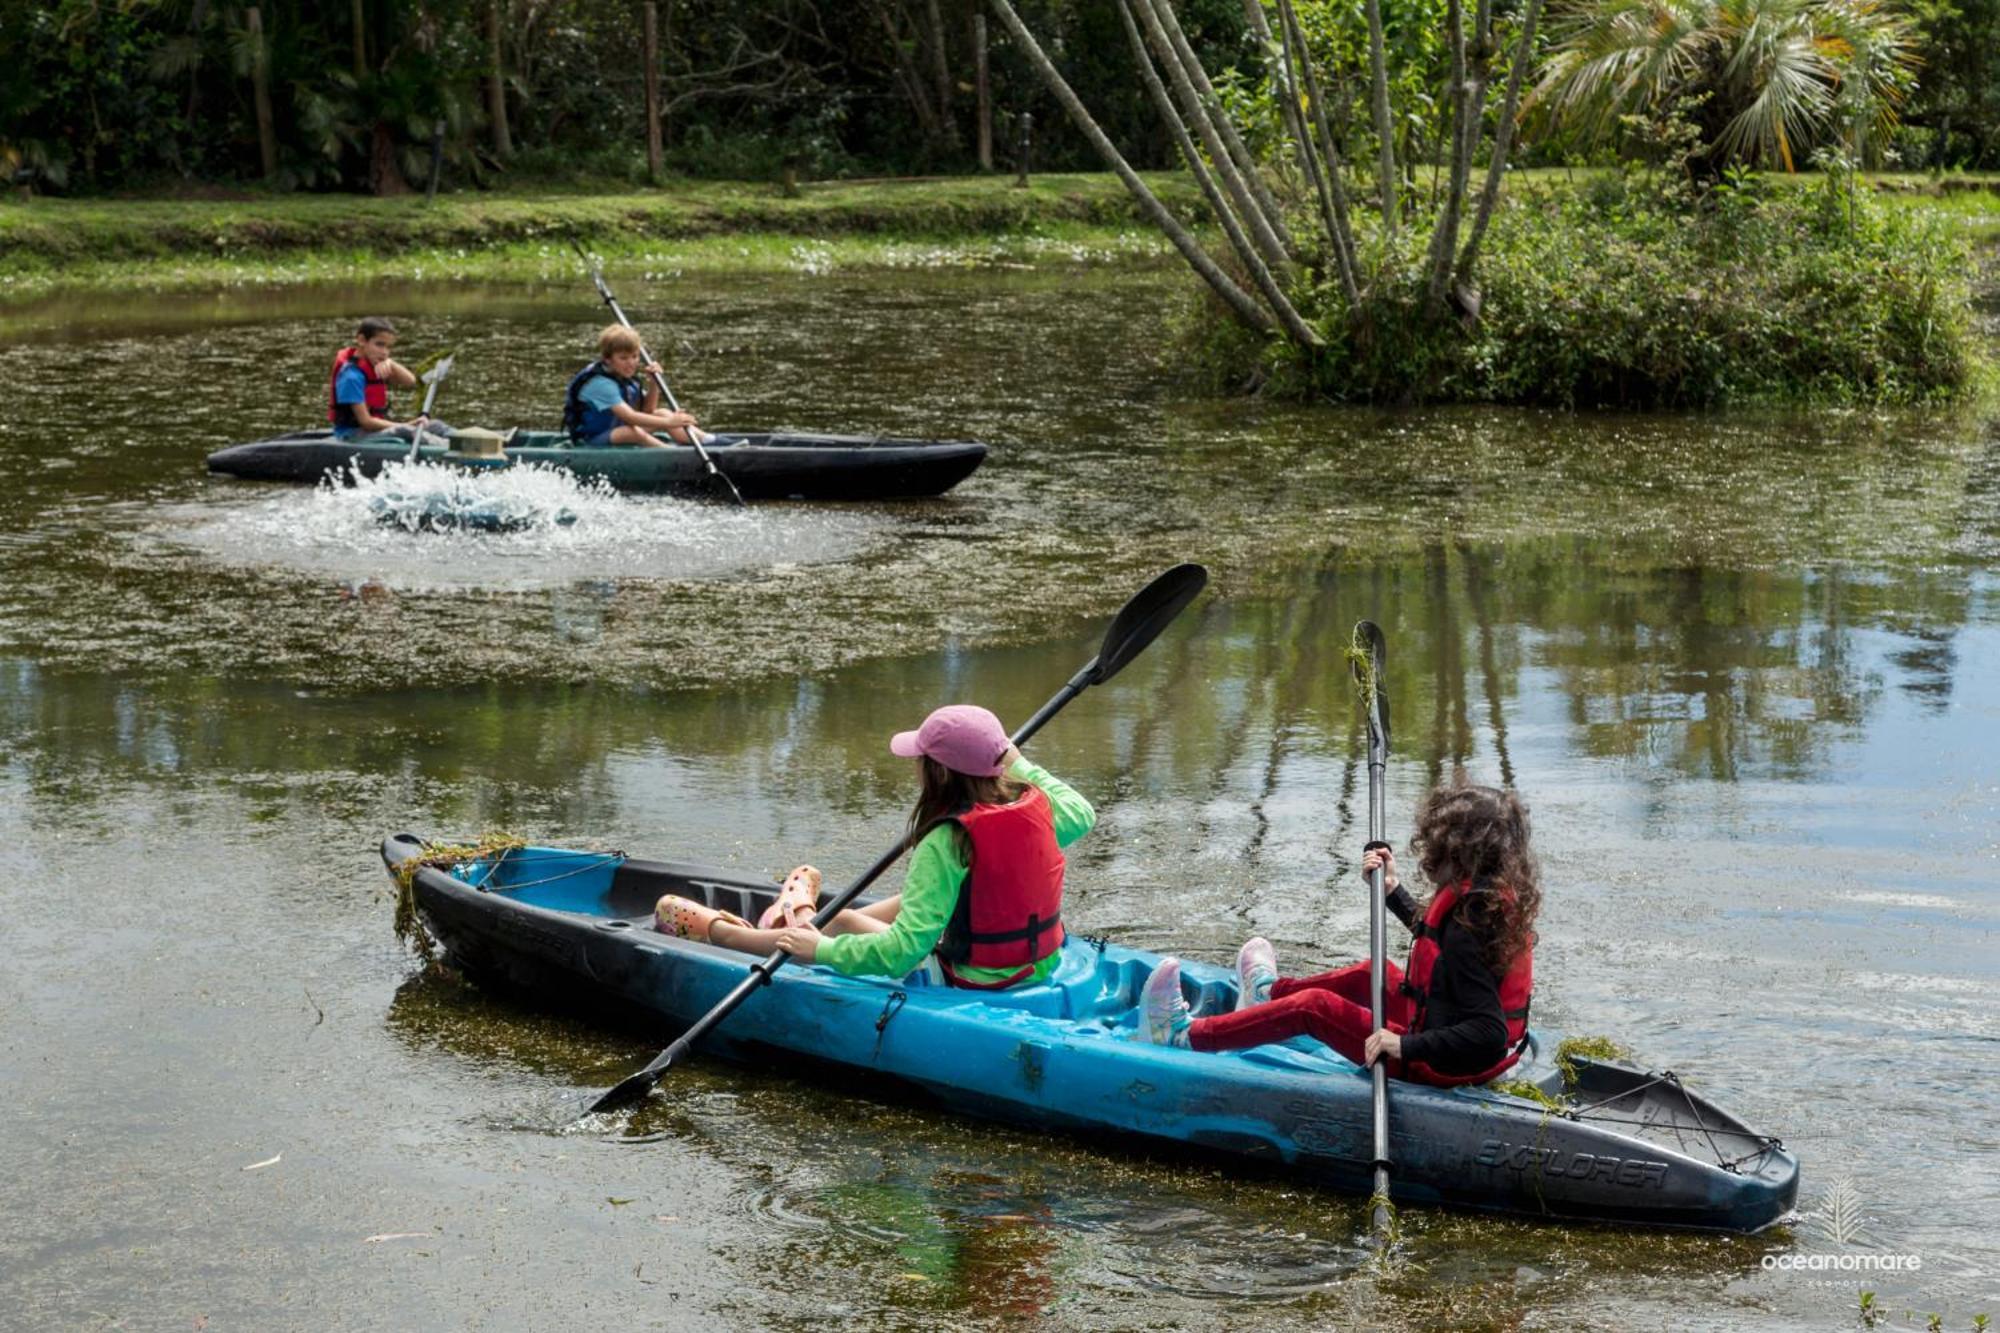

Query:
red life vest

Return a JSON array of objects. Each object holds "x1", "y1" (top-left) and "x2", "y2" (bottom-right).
[
  {"x1": 1400, "y1": 879, "x2": 1533, "y2": 1086},
  {"x1": 327, "y1": 346, "x2": 390, "y2": 428},
  {"x1": 936, "y1": 784, "x2": 1066, "y2": 990}
]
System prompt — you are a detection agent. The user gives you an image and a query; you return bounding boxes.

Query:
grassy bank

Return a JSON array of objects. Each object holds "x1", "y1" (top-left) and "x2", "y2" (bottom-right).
[{"x1": 0, "y1": 175, "x2": 1199, "y2": 300}]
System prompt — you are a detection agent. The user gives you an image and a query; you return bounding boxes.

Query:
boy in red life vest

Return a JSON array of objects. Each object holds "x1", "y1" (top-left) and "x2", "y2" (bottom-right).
[
  {"x1": 561, "y1": 325, "x2": 703, "y2": 448},
  {"x1": 653, "y1": 704, "x2": 1095, "y2": 990},
  {"x1": 328, "y1": 316, "x2": 434, "y2": 441},
  {"x1": 1142, "y1": 782, "x2": 1539, "y2": 1087}
]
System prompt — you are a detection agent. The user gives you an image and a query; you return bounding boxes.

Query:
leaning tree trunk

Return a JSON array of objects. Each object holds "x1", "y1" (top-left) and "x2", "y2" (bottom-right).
[
  {"x1": 879, "y1": 4, "x2": 947, "y2": 145},
  {"x1": 1240, "y1": 0, "x2": 1325, "y2": 216},
  {"x1": 1364, "y1": 0, "x2": 1397, "y2": 234},
  {"x1": 1143, "y1": 0, "x2": 1292, "y2": 254},
  {"x1": 1274, "y1": 0, "x2": 1362, "y2": 306},
  {"x1": 986, "y1": 0, "x2": 1277, "y2": 335},
  {"x1": 1130, "y1": 0, "x2": 1294, "y2": 281},
  {"x1": 1118, "y1": 0, "x2": 1320, "y2": 345},
  {"x1": 1453, "y1": 0, "x2": 1545, "y2": 299},
  {"x1": 924, "y1": 0, "x2": 961, "y2": 148},
  {"x1": 1423, "y1": 0, "x2": 1471, "y2": 313}
]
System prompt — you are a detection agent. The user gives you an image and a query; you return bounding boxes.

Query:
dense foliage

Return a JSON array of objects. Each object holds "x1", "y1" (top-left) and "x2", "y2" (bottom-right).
[
  {"x1": 0, "y1": 0, "x2": 1249, "y2": 193},
  {"x1": 1186, "y1": 168, "x2": 1981, "y2": 406},
  {"x1": 1532, "y1": 0, "x2": 1920, "y2": 175}
]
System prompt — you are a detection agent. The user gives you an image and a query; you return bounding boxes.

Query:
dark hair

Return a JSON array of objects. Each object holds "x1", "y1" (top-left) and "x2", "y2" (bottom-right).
[
  {"x1": 906, "y1": 755, "x2": 1023, "y2": 857},
  {"x1": 356, "y1": 316, "x2": 398, "y2": 340},
  {"x1": 1407, "y1": 780, "x2": 1541, "y2": 972}
]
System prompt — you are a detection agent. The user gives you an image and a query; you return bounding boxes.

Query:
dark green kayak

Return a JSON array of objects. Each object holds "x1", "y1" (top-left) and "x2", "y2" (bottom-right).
[{"x1": 206, "y1": 428, "x2": 986, "y2": 501}]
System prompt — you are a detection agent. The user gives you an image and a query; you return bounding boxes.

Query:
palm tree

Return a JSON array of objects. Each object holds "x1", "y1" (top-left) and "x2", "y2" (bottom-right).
[{"x1": 1532, "y1": 0, "x2": 1919, "y2": 174}]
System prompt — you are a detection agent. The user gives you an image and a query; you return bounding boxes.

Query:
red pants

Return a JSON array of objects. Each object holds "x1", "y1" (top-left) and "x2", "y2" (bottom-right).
[{"x1": 1188, "y1": 959, "x2": 1419, "y2": 1079}]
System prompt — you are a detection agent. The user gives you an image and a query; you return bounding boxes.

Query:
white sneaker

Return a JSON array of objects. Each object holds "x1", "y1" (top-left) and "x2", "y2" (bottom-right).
[
  {"x1": 1235, "y1": 937, "x2": 1278, "y2": 1010},
  {"x1": 1141, "y1": 957, "x2": 1192, "y2": 1047}
]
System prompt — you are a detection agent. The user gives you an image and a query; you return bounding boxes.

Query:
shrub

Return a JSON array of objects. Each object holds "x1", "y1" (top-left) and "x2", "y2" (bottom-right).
[{"x1": 1188, "y1": 173, "x2": 1982, "y2": 407}]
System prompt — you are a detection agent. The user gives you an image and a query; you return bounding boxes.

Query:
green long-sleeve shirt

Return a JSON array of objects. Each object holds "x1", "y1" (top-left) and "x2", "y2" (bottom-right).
[{"x1": 814, "y1": 757, "x2": 1095, "y2": 985}]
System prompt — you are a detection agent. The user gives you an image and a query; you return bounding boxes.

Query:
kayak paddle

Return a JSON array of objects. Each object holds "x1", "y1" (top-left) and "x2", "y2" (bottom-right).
[
  {"x1": 584, "y1": 561, "x2": 1211, "y2": 1116},
  {"x1": 570, "y1": 241, "x2": 746, "y2": 507},
  {"x1": 409, "y1": 351, "x2": 456, "y2": 462},
  {"x1": 1352, "y1": 618, "x2": 1395, "y2": 1237}
]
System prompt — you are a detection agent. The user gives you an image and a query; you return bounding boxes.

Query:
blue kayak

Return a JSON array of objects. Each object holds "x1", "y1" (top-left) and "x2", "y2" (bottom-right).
[{"x1": 381, "y1": 835, "x2": 1800, "y2": 1233}]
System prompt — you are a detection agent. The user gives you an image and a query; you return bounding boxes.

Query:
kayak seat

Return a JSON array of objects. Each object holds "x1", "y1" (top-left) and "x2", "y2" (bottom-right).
[{"x1": 899, "y1": 945, "x2": 1241, "y2": 1027}]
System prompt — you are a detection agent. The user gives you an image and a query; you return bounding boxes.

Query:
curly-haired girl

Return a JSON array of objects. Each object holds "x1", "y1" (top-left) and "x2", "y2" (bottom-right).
[{"x1": 1142, "y1": 781, "x2": 1539, "y2": 1086}]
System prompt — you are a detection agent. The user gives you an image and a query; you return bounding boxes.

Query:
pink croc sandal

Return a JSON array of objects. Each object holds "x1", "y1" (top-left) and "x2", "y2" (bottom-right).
[
  {"x1": 655, "y1": 894, "x2": 751, "y2": 942},
  {"x1": 757, "y1": 864, "x2": 823, "y2": 930}
]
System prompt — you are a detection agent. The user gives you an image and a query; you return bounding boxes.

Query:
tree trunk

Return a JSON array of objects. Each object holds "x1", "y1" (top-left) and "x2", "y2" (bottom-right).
[
  {"x1": 987, "y1": 0, "x2": 1275, "y2": 335},
  {"x1": 351, "y1": 0, "x2": 367, "y2": 79},
  {"x1": 1453, "y1": 0, "x2": 1545, "y2": 297},
  {"x1": 1118, "y1": 0, "x2": 1320, "y2": 345},
  {"x1": 974, "y1": 13, "x2": 992, "y2": 171},
  {"x1": 1275, "y1": 0, "x2": 1361, "y2": 305},
  {"x1": 246, "y1": 6, "x2": 278, "y2": 182},
  {"x1": 1131, "y1": 0, "x2": 1293, "y2": 280},
  {"x1": 1240, "y1": 1, "x2": 1305, "y2": 171},
  {"x1": 925, "y1": 0, "x2": 960, "y2": 148},
  {"x1": 1424, "y1": 0, "x2": 1472, "y2": 313},
  {"x1": 1364, "y1": 0, "x2": 1397, "y2": 233},
  {"x1": 487, "y1": 0, "x2": 513, "y2": 158},
  {"x1": 1145, "y1": 0, "x2": 1291, "y2": 252},
  {"x1": 643, "y1": 1, "x2": 664, "y2": 181},
  {"x1": 370, "y1": 122, "x2": 410, "y2": 195},
  {"x1": 879, "y1": 5, "x2": 945, "y2": 144}
]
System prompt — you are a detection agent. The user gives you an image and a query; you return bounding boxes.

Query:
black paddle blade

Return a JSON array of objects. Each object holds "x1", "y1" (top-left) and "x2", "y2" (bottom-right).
[
  {"x1": 587, "y1": 1069, "x2": 660, "y2": 1116},
  {"x1": 1086, "y1": 563, "x2": 1208, "y2": 685},
  {"x1": 1351, "y1": 619, "x2": 1391, "y2": 754}
]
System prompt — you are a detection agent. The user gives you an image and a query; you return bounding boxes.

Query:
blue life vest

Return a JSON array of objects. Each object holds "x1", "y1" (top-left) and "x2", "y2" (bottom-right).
[{"x1": 562, "y1": 361, "x2": 645, "y2": 442}]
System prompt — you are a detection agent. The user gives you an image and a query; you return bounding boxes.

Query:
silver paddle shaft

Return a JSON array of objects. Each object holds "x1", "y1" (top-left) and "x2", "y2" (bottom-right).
[{"x1": 1365, "y1": 684, "x2": 1392, "y2": 1224}]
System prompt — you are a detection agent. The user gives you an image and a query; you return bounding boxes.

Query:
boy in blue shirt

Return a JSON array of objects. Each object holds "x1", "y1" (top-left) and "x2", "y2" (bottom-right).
[
  {"x1": 328, "y1": 317, "x2": 433, "y2": 440},
  {"x1": 561, "y1": 325, "x2": 702, "y2": 447}
]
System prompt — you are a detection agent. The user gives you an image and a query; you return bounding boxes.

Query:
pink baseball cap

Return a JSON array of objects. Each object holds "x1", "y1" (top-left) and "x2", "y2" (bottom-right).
[{"x1": 889, "y1": 704, "x2": 1012, "y2": 777}]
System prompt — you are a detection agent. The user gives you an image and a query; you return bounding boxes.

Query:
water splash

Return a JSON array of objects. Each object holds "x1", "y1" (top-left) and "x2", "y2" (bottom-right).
[{"x1": 164, "y1": 457, "x2": 888, "y2": 590}]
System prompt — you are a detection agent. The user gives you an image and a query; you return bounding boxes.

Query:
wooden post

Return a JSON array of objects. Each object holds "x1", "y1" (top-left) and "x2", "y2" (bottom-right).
[
  {"x1": 1015, "y1": 110, "x2": 1032, "y2": 188},
  {"x1": 246, "y1": 6, "x2": 278, "y2": 182},
  {"x1": 350, "y1": 0, "x2": 367, "y2": 78},
  {"x1": 486, "y1": 0, "x2": 512, "y2": 158},
  {"x1": 643, "y1": 1, "x2": 664, "y2": 182},
  {"x1": 974, "y1": 14, "x2": 992, "y2": 171}
]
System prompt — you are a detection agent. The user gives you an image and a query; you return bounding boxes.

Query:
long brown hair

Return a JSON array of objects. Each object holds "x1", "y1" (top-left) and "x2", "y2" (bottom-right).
[
  {"x1": 1407, "y1": 780, "x2": 1541, "y2": 971},
  {"x1": 906, "y1": 755, "x2": 1024, "y2": 856}
]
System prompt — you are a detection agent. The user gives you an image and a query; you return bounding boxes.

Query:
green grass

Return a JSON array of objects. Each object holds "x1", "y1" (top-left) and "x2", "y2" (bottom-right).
[{"x1": 0, "y1": 175, "x2": 1200, "y2": 300}]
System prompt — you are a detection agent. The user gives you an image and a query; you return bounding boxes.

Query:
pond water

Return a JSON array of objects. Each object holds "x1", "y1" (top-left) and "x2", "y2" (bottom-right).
[{"x1": 1, "y1": 266, "x2": 1996, "y2": 1330}]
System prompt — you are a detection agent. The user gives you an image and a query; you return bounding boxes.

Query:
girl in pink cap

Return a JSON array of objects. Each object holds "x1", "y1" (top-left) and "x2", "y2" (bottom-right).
[{"x1": 653, "y1": 704, "x2": 1095, "y2": 989}]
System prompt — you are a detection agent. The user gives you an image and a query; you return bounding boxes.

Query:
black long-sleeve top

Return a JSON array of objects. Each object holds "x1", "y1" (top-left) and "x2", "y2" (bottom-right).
[{"x1": 1385, "y1": 886, "x2": 1511, "y2": 1076}]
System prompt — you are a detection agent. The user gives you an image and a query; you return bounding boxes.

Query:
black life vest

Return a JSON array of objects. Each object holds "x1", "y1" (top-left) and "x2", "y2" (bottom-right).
[
  {"x1": 328, "y1": 346, "x2": 389, "y2": 429},
  {"x1": 935, "y1": 784, "x2": 1066, "y2": 990},
  {"x1": 1400, "y1": 878, "x2": 1534, "y2": 1085},
  {"x1": 562, "y1": 361, "x2": 644, "y2": 442}
]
